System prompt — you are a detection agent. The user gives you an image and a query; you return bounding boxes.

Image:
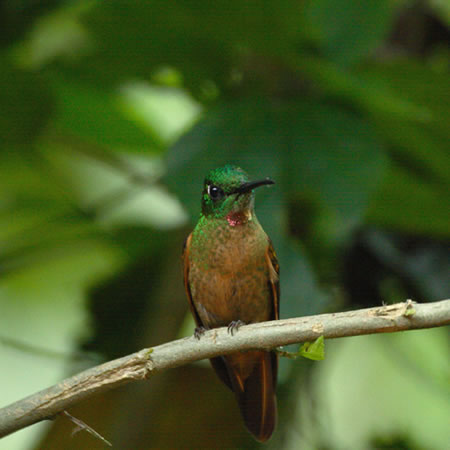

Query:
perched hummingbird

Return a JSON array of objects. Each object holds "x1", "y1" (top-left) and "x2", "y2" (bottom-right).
[{"x1": 183, "y1": 165, "x2": 279, "y2": 442}]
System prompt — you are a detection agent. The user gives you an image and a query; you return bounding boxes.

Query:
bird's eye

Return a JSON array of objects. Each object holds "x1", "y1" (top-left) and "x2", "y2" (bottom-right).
[{"x1": 207, "y1": 185, "x2": 224, "y2": 201}]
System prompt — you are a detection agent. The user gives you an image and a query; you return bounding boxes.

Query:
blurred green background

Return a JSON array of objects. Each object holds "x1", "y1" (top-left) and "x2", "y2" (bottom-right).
[{"x1": 1, "y1": 1, "x2": 449, "y2": 449}]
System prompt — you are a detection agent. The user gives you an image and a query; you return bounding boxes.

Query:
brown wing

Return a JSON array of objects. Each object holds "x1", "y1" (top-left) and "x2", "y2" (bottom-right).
[
  {"x1": 182, "y1": 233, "x2": 203, "y2": 327},
  {"x1": 264, "y1": 238, "x2": 280, "y2": 395},
  {"x1": 265, "y1": 238, "x2": 280, "y2": 320}
]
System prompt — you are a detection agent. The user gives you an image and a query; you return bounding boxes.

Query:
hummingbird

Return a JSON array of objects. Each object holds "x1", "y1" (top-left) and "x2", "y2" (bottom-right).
[{"x1": 182, "y1": 165, "x2": 279, "y2": 442}]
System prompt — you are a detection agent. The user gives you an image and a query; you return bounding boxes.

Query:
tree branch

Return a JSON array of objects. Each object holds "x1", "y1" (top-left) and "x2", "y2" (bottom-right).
[{"x1": 1, "y1": 299, "x2": 449, "y2": 438}]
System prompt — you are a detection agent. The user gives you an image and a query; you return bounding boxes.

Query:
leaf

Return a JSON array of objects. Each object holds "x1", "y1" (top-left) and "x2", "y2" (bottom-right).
[
  {"x1": 50, "y1": 75, "x2": 165, "y2": 152},
  {"x1": 362, "y1": 60, "x2": 450, "y2": 137},
  {"x1": 277, "y1": 336, "x2": 325, "y2": 360},
  {"x1": 299, "y1": 335, "x2": 325, "y2": 360},
  {"x1": 0, "y1": 60, "x2": 52, "y2": 148},
  {"x1": 367, "y1": 163, "x2": 450, "y2": 237},
  {"x1": 285, "y1": 101, "x2": 387, "y2": 221},
  {"x1": 305, "y1": 0, "x2": 398, "y2": 65}
]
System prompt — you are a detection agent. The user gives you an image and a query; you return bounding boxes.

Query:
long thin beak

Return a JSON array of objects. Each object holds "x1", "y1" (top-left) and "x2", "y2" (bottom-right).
[{"x1": 233, "y1": 178, "x2": 275, "y2": 195}]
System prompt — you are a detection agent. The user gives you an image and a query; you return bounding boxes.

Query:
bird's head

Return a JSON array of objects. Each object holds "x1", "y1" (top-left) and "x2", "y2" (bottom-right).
[{"x1": 201, "y1": 165, "x2": 274, "y2": 224}]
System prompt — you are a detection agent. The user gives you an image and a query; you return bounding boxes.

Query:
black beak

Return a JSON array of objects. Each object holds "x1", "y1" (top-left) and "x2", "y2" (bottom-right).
[{"x1": 233, "y1": 178, "x2": 275, "y2": 195}]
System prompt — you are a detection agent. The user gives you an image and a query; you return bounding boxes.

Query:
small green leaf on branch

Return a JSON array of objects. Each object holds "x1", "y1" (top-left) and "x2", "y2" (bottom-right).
[
  {"x1": 299, "y1": 335, "x2": 325, "y2": 360},
  {"x1": 276, "y1": 336, "x2": 325, "y2": 361}
]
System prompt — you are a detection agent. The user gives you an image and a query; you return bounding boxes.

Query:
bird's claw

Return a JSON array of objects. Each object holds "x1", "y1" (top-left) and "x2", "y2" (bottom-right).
[
  {"x1": 227, "y1": 320, "x2": 245, "y2": 336},
  {"x1": 194, "y1": 327, "x2": 207, "y2": 340}
]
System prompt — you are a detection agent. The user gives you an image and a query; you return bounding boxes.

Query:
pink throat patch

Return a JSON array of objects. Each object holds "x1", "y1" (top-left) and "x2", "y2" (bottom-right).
[{"x1": 226, "y1": 212, "x2": 247, "y2": 227}]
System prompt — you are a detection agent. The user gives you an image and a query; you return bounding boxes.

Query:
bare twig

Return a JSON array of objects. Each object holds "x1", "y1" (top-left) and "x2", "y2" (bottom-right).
[
  {"x1": 62, "y1": 411, "x2": 112, "y2": 447},
  {"x1": 0, "y1": 299, "x2": 449, "y2": 439}
]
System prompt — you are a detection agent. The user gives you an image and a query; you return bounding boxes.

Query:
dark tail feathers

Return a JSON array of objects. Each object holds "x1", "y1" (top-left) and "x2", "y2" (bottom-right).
[{"x1": 228, "y1": 351, "x2": 277, "y2": 442}]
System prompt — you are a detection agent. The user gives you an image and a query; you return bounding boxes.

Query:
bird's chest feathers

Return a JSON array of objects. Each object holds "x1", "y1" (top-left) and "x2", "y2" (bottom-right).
[
  {"x1": 192, "y1": 220, "x2": 265, "y2": 273},
  {"x1": 189, "y1": 220, "x2": 270, "y2": 326}
]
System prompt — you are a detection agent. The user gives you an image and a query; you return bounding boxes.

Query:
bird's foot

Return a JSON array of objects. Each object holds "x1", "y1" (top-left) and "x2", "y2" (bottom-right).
[
  {"x1": 227, "y1": 320, "x2": 245, "y2": 336},
  {"x1": 194, "y1": 327, "x2": 207, "y2": 340}
]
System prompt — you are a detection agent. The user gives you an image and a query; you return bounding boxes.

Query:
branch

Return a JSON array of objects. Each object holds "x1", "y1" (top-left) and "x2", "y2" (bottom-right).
[{"x1": 1, "y1": 299, "x2": 449, "y2": 438}]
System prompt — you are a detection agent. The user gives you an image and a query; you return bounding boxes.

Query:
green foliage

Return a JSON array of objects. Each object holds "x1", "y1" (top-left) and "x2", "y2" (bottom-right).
[
  {"x1": 299, "y1": 335, "x2": 325, "y2": 360},
  {"x1": 50, "y1": 75, "x2": 165, "y2": 151},
  {"x1": 305, "y1": 0, "x2": 398, "y2": 65},
  {"x1": 295, "y1": 329, "x2": 450, "y2": 449},
  {"x1": 0, "y1": 60, "x2": 52, "y2": 147},
  {"x1": 278, "y1": 336, "x2": 325, "y2": 361},
  {"x1": 0, "y1": 0, "x2": 448, "y2": 449}
]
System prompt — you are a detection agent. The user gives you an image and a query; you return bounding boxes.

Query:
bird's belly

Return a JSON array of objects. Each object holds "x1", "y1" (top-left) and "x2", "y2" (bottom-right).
[{"x1": 189, "y1": 264, "x2": 271, "y2": 328}]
